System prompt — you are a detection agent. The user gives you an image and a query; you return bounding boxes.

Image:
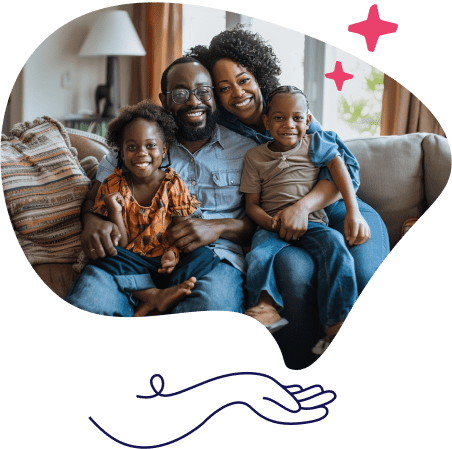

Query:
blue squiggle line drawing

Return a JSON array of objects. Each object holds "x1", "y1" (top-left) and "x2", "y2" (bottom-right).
[{"x1": 89, "y1": 371, "x2": 337, "y2": 448}]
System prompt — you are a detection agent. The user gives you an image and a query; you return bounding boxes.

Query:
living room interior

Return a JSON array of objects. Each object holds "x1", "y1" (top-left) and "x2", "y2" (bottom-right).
[
  {"x1": 1, "y1": 3, "x2": 450, "y2": 370},
  {"x1": 5, "y1": 3, "x2": 446, "y2": 141}
]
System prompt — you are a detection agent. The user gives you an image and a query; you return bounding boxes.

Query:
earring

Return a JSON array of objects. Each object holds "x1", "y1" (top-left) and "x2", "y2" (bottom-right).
[{"x1": 163, "y1": 153, "x2": 166, "y2": 159}]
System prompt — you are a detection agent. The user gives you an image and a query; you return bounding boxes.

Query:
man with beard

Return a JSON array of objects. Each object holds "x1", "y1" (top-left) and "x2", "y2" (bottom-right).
[{"x1": 68, "y1": 57, "x2": 257, "y2": 316}]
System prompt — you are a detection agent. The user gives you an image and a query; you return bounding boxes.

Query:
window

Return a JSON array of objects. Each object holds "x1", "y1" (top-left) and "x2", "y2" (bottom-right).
[
  {"x1": 249, "y1": 18, "x2": 305, "y2": 88},
  {"x1": 182, "y1": 5, "x2": 226, "y2": 52},
  {"x1": 322, "y1": 45, "x2": 383, "y2": 139}
]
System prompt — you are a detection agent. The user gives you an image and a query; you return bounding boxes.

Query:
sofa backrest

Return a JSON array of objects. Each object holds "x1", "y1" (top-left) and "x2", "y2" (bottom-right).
[{"x1": 345, "y1": 133, "x2": 450, "y2": 248}]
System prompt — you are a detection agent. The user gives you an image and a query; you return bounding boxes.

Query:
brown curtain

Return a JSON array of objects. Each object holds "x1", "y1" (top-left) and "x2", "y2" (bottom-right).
[
  {"x1": 129, "y1": 3, "x2": 183, "y2": 106},
  {"x1": 381, "y1": 75, "x2": 445, "y2": 137}
]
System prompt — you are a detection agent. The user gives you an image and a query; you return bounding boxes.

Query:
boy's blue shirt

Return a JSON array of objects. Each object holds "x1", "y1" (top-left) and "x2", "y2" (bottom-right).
[{"x1": 217, "y1": 104, "x2": 360, "y2": 192}]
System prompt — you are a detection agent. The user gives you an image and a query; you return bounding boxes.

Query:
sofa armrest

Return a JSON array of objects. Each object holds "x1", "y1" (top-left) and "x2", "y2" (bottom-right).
[
  {"x1": 66, "y1": 128, "x2": 110, "y2": 162},
  {"x1": 423, "y1": 134, "x2": 451, "y2": 208}
]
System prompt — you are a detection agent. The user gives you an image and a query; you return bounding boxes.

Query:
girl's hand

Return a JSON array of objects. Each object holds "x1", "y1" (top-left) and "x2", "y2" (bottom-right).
[
  {"x1": 274, "y1": 204, "x2": 310, "y2": 242},
  {"x1": 103, "y1": 192, "x2": 125, "y2": 213},
  {"x1": 344, "y1": 210, "x2": 371, "y2": 246},
  {"x1": 159, "y1": 250, "x2": 178, "y2": 274}
]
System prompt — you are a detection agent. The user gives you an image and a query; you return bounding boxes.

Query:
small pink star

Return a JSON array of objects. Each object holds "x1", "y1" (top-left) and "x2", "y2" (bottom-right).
[
  {"x1": 325, "y1": 61, "x2": 353, "y2": 91},
  {"x1": 348, "y1": 4, "x2": 398, "y2": 52}
]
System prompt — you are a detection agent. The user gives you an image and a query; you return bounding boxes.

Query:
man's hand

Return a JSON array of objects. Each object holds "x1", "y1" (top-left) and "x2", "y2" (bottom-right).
[
  {"x1": 273, "y1": 203, "x2": 310, "y2": 242},
  {"x1": 166, "y1": 218, "x2": 224, "y2": 253},
  {"x1": 81, "y1": 214, "x2": 121, "y2": 260},
  {"x1": 344, "y1": 210, "x2": 371, "y2": 246},
  {"x1": 158, "y1": 250, "x2": 178, "y2": 274}
]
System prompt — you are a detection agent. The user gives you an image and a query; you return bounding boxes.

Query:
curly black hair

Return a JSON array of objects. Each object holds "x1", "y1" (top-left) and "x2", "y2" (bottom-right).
[
  {"x1": 105, "y1": 100, "x2": 177, "y2": 169},
  {"x1": 185, "y1": 24, "x2": 281, "y2": 101}
]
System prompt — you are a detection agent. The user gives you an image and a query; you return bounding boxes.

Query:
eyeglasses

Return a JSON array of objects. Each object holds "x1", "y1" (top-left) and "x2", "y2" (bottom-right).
[{"x1": 165, "y1": 86, "x2": 214, "y2": 105}]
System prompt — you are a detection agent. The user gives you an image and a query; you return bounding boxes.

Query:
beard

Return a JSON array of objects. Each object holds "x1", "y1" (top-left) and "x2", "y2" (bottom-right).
[{"x1": 175, "y1": 106, "x2": 220, "y2": 142}]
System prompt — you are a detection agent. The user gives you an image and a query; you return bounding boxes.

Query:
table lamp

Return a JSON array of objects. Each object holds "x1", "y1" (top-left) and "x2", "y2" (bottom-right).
[{"x1": 79, "y1": 10, "x2": 146, "y2": 118}]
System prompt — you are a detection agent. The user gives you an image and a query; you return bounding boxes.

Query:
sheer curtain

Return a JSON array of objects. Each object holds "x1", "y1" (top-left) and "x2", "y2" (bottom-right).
[
  {"x1": 381, "y1": 75, "x2": 445, "y2": 137},
  {"x1": 130, "y1": 3, "x2": 182, "y2": 106}
]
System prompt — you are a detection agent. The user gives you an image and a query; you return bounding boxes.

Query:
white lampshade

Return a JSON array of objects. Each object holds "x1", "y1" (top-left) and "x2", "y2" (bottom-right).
[{"x1": 79, "y1": 10, "x2": 146, "y2": 57}]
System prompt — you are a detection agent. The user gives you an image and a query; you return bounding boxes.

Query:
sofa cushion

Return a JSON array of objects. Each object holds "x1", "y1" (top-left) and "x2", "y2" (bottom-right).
[
  {"x1": 345, "y1": 133, "x2": 425, "y2": 248},
  {"x1": 1, "y1": 117, "x2": 90, "y2": 265}
]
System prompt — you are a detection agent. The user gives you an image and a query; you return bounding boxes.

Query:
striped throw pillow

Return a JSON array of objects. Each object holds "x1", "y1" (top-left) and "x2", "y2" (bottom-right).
[{"x1": 1, "y1": 117, "x2": 90, "y2": 265}]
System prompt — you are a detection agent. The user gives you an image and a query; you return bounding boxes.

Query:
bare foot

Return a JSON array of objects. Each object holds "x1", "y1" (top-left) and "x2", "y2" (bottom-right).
[
  {"x1": 134, "y1": 277, "x2": 196, "y2": 317},
  {"x1": 245, "y1": 291, "x2": 286, "y2": 329},
  {"x1": 325, "y1": 320, "x2": 344, "y2": 342}
]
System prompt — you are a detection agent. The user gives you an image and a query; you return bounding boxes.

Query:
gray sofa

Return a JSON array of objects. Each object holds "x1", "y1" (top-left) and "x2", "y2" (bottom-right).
[{"x1": 34, "y1": 129, "x2": 451, "y2": 369}]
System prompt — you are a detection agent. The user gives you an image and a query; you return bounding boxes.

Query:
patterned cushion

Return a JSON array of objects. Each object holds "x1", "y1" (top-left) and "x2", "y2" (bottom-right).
[{"x1": 1, "y1": 117, "x2": 90, "y2": 265}]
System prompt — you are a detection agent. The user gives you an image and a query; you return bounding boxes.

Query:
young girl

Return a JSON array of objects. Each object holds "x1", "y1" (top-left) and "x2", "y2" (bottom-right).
[
  {"x1": 66, "y1": 100, "x2": 219, "y2": 317},
  {"x1": 240, "y1": 86, "x2": 371, "y2": 354}
]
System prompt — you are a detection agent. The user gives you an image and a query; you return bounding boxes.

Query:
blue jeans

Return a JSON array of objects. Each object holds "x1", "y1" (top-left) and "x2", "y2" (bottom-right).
[
  {"x1": 246, "y1": 222, "x2": 358, "y2": 328},
  {"x1": 64, "y1": 247, "x2": 243, "y2": 316},
  {"x1": 271, "y1": 197, "x2": 390, "y2": 368}
]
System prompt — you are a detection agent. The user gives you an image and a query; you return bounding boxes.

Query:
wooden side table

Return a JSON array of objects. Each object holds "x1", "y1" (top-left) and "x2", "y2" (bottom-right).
[{"x1": 64, "y1": 116, "x2": 113, "y2": 137}]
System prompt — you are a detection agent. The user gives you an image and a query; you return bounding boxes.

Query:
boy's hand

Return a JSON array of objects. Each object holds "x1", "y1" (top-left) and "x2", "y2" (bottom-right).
[
  {"x1": 271, "y1": 213, "x2": 281, "y2": 232},
  {"x1": 103, "y1": 192, "x2": 125, "y2": 213},
  {"x1": 344, "y1": 210, "x2": 371, "y2": 246},
  {"x1": 159, "y1": 250, "x2": 178, "y2": 274}
]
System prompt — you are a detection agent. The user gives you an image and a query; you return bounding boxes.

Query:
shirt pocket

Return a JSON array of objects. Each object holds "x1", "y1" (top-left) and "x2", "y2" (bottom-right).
[{"x1": 211, "y1": 169, "x2": 244, "y2": 215}]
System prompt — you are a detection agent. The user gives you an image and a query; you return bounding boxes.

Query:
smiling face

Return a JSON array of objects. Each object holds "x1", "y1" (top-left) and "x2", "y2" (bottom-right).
[
  {"x1": 121, "y1": 118, "x2": 167, "y2": 181},
  {"x1": 263, "y1": 93, "x2": 312, "y2": 152},
  {"x1": 212, "y1": 58, "x2": 264, "y2": 128},
  {"x1": 159, "y1": 62, "x2": 217, "y2": 142}
]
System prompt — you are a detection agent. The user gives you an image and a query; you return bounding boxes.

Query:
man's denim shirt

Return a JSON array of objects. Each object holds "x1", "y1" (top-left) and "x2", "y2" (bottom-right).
[
  {"x1": 218, "y1": 106, "x2": 360, "y2": 192},
  {"x1": 96, "y1": 125, "x2": 257, "y2": 273}
]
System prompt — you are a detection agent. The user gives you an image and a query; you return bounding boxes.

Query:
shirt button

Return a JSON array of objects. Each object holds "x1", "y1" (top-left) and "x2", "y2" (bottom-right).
[
  {"x1": 230, "y1": 180, "x2": 234, "y2": 185},
  {"x1": 191, "y1": 180, "x2": 197, "y2": 186},
  {"x1": 282, "y1": 156, "x2": 287, "y2": 160},
  {"x1": 191, "y1": 157, "x2": 194, "y2": 163}
]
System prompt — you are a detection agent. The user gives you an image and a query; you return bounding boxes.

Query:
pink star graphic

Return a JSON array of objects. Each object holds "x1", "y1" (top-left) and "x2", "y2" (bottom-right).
[
  {"x1": 348, "y1": 4, "x2": 398, "y2": 52},
  {"x1": 325, "y1": 61, "x2": 353, "y2": 91}
]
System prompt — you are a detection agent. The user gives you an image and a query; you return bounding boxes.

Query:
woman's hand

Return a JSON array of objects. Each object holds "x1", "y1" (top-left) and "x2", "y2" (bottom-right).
[
  {"x1": 103, "y1": 192, "x2": 125, "y2": 214},
  {"x1": 272, "y1": 203, "x2": 310, "y2": 242},
  {"x1": 344, "y1": 210, "x2": 371, "y2": 246},
  {"x1": 158, "y1": 250, "x2": 178, "y2": 274}
]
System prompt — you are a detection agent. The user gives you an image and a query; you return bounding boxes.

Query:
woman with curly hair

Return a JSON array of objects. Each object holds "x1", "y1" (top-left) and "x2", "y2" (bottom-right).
[
  {"x1": 187, "y1": 26, "x2": 389, "y2": 365},
  {"x1": 65, "y1": 100, "x2": 219, "y2": 317}
]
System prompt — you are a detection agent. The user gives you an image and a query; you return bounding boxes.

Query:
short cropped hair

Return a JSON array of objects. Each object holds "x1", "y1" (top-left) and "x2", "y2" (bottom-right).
[
  {"x1": 265, "y1": 85, "x2": 310, "y2": 115},
  {"x1": 160, "y1": 56, "x2": 204, "y2": 93}
]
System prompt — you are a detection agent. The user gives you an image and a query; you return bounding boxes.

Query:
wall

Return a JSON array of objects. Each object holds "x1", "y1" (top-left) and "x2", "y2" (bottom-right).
[{"x1": 9, "y1": 4, "x2": 135, "y2": 124}]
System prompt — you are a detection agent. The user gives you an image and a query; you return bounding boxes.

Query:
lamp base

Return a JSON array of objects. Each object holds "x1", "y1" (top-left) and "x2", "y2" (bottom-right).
[{"x1": 95, "y1": 56, "x2": 120, "y2": 118}]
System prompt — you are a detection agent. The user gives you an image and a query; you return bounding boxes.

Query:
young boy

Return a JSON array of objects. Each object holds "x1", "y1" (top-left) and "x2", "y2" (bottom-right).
[{"x1": 240, "y1": 86, "x2": 370, "y2": 354}]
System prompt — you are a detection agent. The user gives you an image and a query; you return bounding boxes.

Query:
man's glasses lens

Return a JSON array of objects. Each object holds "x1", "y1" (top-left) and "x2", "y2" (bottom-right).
[{"x1": 170, "y1": 87, "x2": 213, "y2": 104}]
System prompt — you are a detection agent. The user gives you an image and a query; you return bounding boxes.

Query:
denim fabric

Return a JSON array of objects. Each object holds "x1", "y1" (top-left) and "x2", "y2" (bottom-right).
[
  {"x1": 64, "y1": 260, "x2": 246, "y2": 315},
  {"x1": 245, "y1": 222, "x2": 358, "y2": 329},
  {"x1": 172, "y1": 261, "x2": 245, "y2": 313},
  {"x1": 245, "y1": 197, "x2": 389, "y2": 306},
  {"x1": 324, "y1": 197, "x2": 390, "y2": 293},
  {"x1": 96, "y1": 125, "x2": 256, "y2": 274},
  {"x1": 91, "y1": 246, "x2": 219, "y2": 288},
  {"x1": 64, "y1": 264, "x2": 136, "y2": 317},
  {"x1": 64, "y1": 246, "x2": 220, "y2": 316},
  {"x1": 246, "y1": 198, "x2": 389, "y2": 328}
]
